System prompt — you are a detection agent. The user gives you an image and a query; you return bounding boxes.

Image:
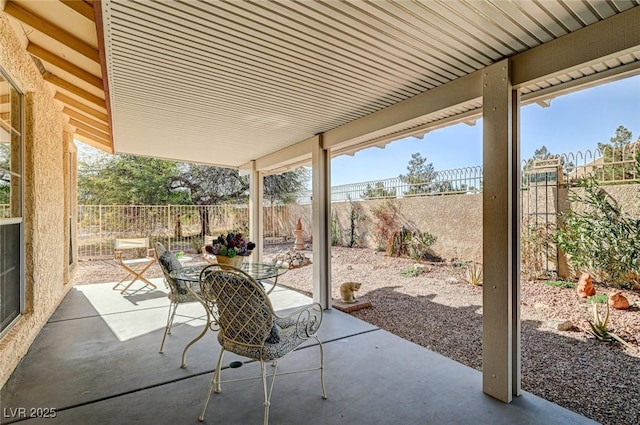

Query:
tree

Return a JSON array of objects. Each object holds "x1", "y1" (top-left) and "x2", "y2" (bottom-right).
[
  {"x1": 263, "y1": 168, "x2": 310, "y2": 205},
  {"x1": 361, "y1": 181, "x2": 396, "y2": 199},
  {"x1": 78, "y1": 154, "x2": 188, "y2": 205},
  {"x1": 595, "y1": 125, "x2": 638, "y2": 182},
  {"x1": 523, "y1": 145, "x2": 554, "y2": 171},
  {"x1": 173, "y1": 163, "x2": 249, "y2": 236},
  {"x1": 0, "y1": 143, "x2": 9, "y2": 204},
  {"x1": 399, "y1": 152, "x2": 436, "y2": 196},
  {"x1": 77, "y1": 150, "x2": 311, "y2": 237}
]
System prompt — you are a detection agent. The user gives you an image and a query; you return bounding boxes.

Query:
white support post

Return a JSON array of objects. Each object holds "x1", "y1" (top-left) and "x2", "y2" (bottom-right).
[
  {"x1": 511, "y1": 89, "x2": 522, "y2": 398},
  {"x1": 482, "y1": 59, "x2": 520, "y2": 402},
  {"x1": 311, "y1": 134, "x2": 331, "y2": 309},
  {"x1": 249, "y1": 161, "x2": 264, "y2": 262}
]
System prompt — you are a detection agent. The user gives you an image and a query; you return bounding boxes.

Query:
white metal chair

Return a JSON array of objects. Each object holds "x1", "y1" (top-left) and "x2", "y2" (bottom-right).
[
  {"x1": 113, "y1": 238, "x2": 156, "y2": 294},
  {"x1": 155, "y1": 242, "x2": 202, "y2": 354},
  {"x1": 197, "y1": 265, "x2": 326, "y2": 424}
]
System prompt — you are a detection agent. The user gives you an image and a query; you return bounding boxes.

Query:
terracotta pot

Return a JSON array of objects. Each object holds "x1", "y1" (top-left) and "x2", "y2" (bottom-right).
[
  {"x1": 609, "y1": 291, "x2": 630, "y2": 310},
  {"x1": 214, "y1": 254, "x2": 244, "y2": 269},
  {"x1": 576, "y1": 273, "x2": 595, "y2": 298}
]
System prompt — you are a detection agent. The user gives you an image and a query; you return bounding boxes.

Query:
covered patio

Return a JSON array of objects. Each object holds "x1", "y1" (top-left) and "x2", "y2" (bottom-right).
[
  {"x1": 1, "y1": 1, "x2": 640, "y2": 423},
  {"x1": 1, "y1": 276, "x2": 594, "y2": 425}
]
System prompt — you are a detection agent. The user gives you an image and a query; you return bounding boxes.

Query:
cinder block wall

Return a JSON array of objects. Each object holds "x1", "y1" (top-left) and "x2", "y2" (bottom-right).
[{"x1": 0, "y1": 14, "x2": 76, "y2": 387}]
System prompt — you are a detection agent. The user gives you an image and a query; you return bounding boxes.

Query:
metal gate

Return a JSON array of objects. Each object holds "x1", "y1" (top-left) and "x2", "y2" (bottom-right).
[{"x1": 520, "y1": 159, "x2": 561, "y2": 276}]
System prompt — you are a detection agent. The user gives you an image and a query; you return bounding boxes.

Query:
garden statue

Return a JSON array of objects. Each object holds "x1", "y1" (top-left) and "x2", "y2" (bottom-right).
[
  {"x1": 609, "y1": 291, "x2": 629, "y2": 310},
  {"x1": 576, "y1": 273, "x2": 596, "y2": 298},
  {"x1": 340, "y1": 282, "x2": 362, "y2": 304},
  {"x1": 293, "y1": 218, "x2": 304, "y2": 250}
]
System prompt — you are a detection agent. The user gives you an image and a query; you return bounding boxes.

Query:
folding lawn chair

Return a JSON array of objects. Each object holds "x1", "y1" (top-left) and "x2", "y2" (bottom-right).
[{"x1": 113, "y1": 238, "x2": 157, "y2": 294}]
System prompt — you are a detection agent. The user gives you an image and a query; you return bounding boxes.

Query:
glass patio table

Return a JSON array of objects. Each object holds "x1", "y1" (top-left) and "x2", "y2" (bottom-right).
[
  {"x1": 171, "y1": 262, "x2": 287, "y2": 295},
  {"x1": 169, "y1": 262, "x2": 288, "y2": 367}
]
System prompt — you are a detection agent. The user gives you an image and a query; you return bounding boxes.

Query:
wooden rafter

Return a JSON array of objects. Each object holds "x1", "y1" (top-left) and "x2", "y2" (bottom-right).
[
  {"x1": 63, "y1": 107, "x2": 108, "y2": 132},
  {"x1": 55, "y1": 92, "x2": 107, "y2": 122},
  {"x1": 70, "y1": 118, "x2": 110, "y2": 140},
  {"x1": 44, "y1": 72, "x2": 104, "y2": 106},
  {"x1": 27, "y1": 43, "x2": 102, "y2": 89},
  {"x1": 60, "y1": 0, "x2": 95, "y2": 21},
  {"x1": 74, "y1": 131, "x2": 113, "y2": 152},
  {"x1": 4, "y1": 1, "x2": 99, "y2": 62},
  {"x1": 0, "y1": 95, "x2": 8, "y2": 104},
  {"x1": 75, "y1": 128, "x2": 110, "y2": 145}
]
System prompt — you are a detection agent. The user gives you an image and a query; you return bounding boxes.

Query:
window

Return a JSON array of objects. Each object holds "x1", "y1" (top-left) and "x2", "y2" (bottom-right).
[{"x1": 0, "y1": 68, "x2": 23, "y2": 335}]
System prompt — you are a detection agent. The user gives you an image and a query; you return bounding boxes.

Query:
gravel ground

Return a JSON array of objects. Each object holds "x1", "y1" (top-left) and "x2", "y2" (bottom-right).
[{"x1": 74, "y1": 245, "x2": 640, "y2": 425}]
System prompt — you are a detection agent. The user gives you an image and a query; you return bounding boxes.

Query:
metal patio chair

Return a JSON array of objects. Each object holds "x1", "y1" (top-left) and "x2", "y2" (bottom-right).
[
  {"x1": 113, "y1": 238, "x2": 157, "y2": 294},
  {"x1": 155, "y1": 242, "x2": 202, "y2": 354},
  {"x1": 197, "y1": 265, "x2": 327, "y2": 425}
]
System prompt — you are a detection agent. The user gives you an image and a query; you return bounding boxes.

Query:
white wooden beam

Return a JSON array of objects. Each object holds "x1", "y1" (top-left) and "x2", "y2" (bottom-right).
[
  {"x1": 311, "y1": 134, "x2": 331, "y2": 309},
  {"x1": 323, "y1": 71, "x2": 482, "y2": 150},
  {"x1": 254, "y1": 136, "x2": 315, "y2": 172},
  {"x1": 248, "y1": 161, "x2": 264, "y2": 263},
  {"x1": 482, "y1": 59, "x2": 519, "y2": 403},
  {"x1": 511, "y1": 6, "x2": 640, "y2": 88}
]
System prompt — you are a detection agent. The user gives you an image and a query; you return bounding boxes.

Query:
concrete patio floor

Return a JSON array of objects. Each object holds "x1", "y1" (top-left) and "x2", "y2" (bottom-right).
[{"x1": 1, "y1": 278, "x2": 597, "y2": 425}]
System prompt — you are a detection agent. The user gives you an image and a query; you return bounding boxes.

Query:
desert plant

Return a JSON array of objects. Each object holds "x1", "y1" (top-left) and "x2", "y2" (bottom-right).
[
  {"x1": 465, "y1": 262, "x2": 483, "y2": 286},
  {"x1": 347, "y1": 199, "x2": 365, "y2": 247},
  {"x1": 371, "y1": 201, "x2": 398, "y2": 250},
  {"x1": 331, "y1": 213, "x2": 340, "y2": 246},
  {"x1": 587, "y1": 304, "x2": 635, "y2": 352},
  {"x1": 400, "y1": 267, "x2": 422, "y2": 277},
  {"x1": 587, "y1": 294, "x2": 609, "y2": 304},
  {"x1": 387, "y1": 227, "x2": 412, "y2": 257},
  {"x1": 543, "y1": 280, "x2": 576, "y2": 289},
  {"x1": 387, "y1": 227, "x2": 437, "y2": 261},
  {"x1": 408, "y1": 230, "x2": 437, "y2": 261},
  {"x1": 555, "y1": 171, "x2": 640, "y2": 289},
  {"x1": 521, "y1": 217, "x2": 556, "y2": 276}
]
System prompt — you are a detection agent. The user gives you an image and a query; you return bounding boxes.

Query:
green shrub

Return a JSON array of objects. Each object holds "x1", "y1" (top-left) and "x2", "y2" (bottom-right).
[{"x1": 555, "y1": 170, "x2": 640, "y2": 289}]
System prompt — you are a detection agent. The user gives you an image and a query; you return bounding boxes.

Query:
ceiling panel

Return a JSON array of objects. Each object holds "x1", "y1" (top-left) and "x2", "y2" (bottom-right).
[{"x1": 100, "y1": 0, "x2": 639, "y2": 167}]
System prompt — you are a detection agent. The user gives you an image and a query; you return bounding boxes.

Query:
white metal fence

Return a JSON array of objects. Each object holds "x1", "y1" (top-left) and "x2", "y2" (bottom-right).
[{"x1": 76, "y1": 203, "x2": 312, "y2": 258}]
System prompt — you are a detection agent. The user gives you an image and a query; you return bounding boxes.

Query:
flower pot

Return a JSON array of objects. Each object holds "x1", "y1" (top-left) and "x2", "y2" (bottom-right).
[{"x1": 214, "y1": 254, "x2": 244, "y2": 269}]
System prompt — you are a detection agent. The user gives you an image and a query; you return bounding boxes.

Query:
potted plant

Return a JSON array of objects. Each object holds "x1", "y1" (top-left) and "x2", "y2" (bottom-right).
[{"x1": 204, "y1": 232, "x2": 255, "y2": 268}]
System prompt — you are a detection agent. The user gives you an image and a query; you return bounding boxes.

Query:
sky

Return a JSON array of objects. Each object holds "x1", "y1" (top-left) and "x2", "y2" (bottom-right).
[{"x1": 330, "y1": 74, "x2": 640, "y2": 186}]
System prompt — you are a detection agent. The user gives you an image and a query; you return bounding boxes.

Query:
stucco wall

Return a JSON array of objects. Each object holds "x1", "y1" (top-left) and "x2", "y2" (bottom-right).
[
  {"x1": 331, "y1": 194, "x2": 483, "y2": 261},
  {"x1": 0, "y1": 14, "x2": 74, "y2": 387}
]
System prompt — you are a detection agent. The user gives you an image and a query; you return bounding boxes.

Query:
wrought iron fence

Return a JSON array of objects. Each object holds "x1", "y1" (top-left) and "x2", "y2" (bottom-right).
[
  {"x1": 73, "y1": 145, "x2": 638, "y2": 259},
  {"x1": 330, "y1": 166, "x2": 483, "y2": 202}
]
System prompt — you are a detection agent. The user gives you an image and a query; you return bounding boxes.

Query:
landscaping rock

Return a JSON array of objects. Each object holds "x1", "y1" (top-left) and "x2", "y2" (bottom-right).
[
  {"x1": 609, "y1": 291, "x2": 630, "y2": 310},
  {"x1": 413, "y1": 263, "x2": 430, "y2": 273},
  {"x1": 272, "y1": 250, "x2": 311, "y2": 269},
  {"x1": 577, "y1": 273, "x2": 596, "y2": 298},
  {"x1": 547, "y1": 319, "x2": 573, "y2": 331}
]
